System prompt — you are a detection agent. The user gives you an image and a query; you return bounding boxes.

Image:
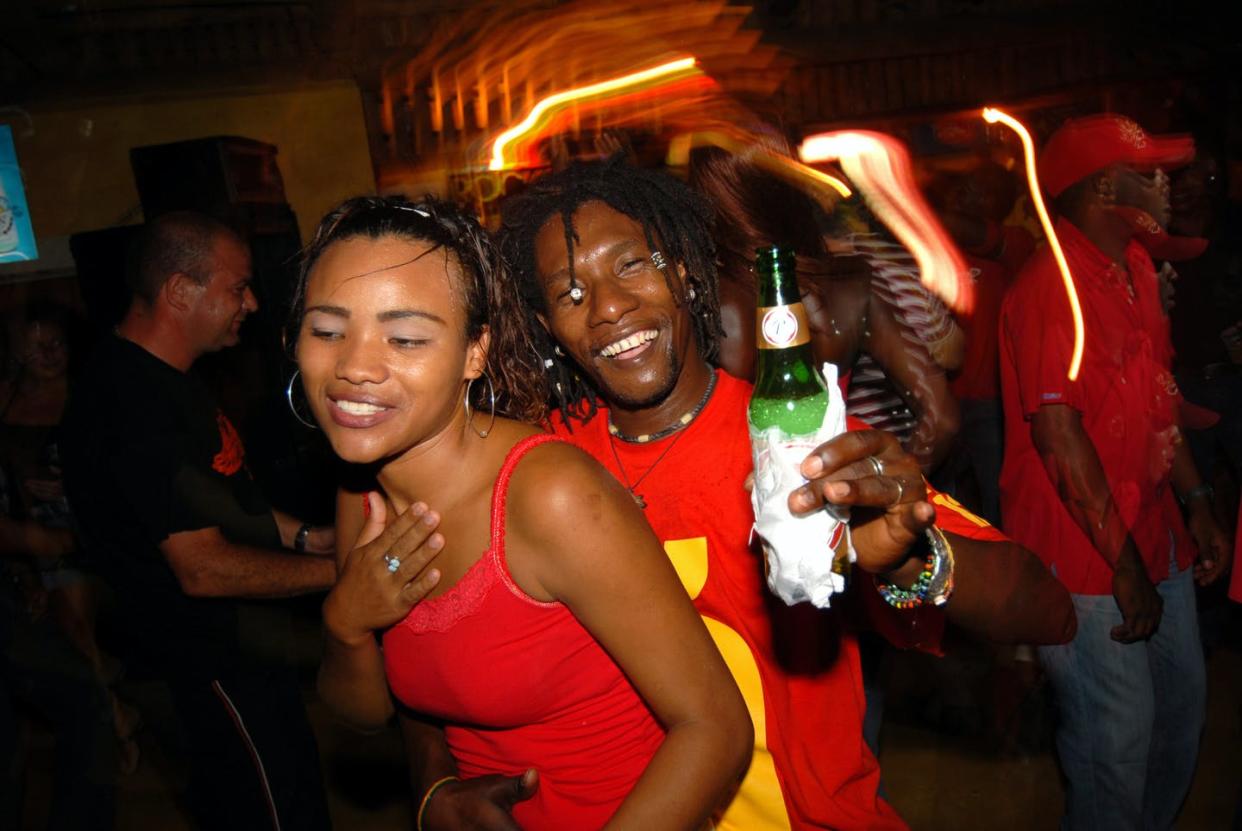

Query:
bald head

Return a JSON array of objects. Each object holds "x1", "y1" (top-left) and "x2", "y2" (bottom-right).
[{"x1": 126, "y1": 211, "x2": 241, "y2": 305}]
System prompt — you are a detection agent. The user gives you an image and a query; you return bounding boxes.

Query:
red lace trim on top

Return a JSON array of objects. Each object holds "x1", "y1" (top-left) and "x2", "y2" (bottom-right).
[{"x1": 396, "y1": 433, "x2": 561, "y2": 634}]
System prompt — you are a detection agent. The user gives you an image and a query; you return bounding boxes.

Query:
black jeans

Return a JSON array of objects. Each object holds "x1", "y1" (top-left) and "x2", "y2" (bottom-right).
[{"x1": 168, "y1": 665, "x2": 331, "y2": 831}]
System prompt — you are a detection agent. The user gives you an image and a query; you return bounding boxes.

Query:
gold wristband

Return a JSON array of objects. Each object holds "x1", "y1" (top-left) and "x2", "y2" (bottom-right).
[{"x1": 416, "y1": 775, "x2": 461, "y2": 831}]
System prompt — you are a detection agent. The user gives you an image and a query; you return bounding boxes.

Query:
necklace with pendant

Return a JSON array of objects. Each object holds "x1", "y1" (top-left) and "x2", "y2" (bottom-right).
[
  {"x1": 608, "y1": 428, "x2": 690, "y2": 509},
  {"x1": 606, "y1": 372, "x2": 717, "y2": 508}
]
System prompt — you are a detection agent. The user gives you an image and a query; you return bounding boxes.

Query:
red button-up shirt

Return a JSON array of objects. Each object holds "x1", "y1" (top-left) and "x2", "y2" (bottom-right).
[
  {"x1": 951, "y1": 253, "x2": 1009, "y2": 402},
  {"x1": 998, "y1": 218, "x2": 1194, "y2": 595}
]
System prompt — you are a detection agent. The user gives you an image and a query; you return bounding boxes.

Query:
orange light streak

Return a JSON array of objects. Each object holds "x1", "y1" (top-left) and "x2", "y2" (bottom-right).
[
  {"x1": 790, "y1": 163, "x2": 852, "y2": 198},
  {"x1": 668, "y1": 130, "x2": 852, "y2": 198},
  {"x1": 488, "y1": 57, "x2": 700, "y2": 171},
  {"x1": 982, "y1": 106, "x2": 1084, "y2": 381},
  {"x1": 798, "y1": 131, "x2": 973, "y2": 314}
]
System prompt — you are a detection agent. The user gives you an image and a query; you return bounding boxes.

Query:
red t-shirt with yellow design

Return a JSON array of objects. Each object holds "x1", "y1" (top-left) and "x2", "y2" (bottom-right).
[{"x1": 553, "y1": 368, "x2": 1004, "y2": 830}]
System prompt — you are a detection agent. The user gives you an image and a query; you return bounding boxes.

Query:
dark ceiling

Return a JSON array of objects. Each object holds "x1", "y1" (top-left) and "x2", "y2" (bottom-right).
[{"x1": 3, "y1": 1, "x2": 1236, "y2": 166}]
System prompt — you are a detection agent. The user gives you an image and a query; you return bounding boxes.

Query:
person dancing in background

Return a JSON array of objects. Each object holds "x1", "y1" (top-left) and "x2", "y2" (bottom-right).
[
  {"x1": 1, "y1": 476, "x2": 116, "y2": 829},
  {"x1": 0, "y1": 302, "x2": 142, "y2": 774},
  {"x1": 927, "y1": 163, "x2": 1035, "y2": 527},
  {"x1": 999, "y1": 115, "x2": 1230, "y2": 829},
  {"x1": 296, "y1": 195, "x2": 750, "y2": 830},
  {"x1": 63, "y1": 212, "x2": 338, "y2": 831},
  {"x1": 687, "y1": 145, "x2": 961, "y2": 474}
]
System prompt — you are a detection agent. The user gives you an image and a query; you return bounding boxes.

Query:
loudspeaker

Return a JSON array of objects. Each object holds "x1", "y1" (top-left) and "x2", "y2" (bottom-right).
[{"x1": 129, "y1": 136, "x2": 298, "y2": 236}]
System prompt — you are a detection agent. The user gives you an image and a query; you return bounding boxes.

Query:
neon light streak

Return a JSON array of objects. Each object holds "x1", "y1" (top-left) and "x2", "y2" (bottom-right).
[
  {"x1": 488, "y1": 57, "x2": 699, "y2": 171},
  {"x1": 667, "y1": 130, "x2": 851, "y2": 198},
  {"x1": 800, "y1": 164, "x2": 853, "y2": 198},
  {"x1": 799, "y1": 131, "x2": 972, "y2": 314},
  {"x1": 982, "y1": 107, "x2": 1084, "y2": 381}
]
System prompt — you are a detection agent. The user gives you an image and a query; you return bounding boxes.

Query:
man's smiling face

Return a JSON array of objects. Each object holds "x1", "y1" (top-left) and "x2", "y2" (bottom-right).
[{"x1": 533, "y1": 200, "x2": 697, "y2": 411}]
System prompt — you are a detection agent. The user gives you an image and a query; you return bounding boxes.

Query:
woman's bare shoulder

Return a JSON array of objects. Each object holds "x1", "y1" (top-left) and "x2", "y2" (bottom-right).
[
  {"x1": 507, "y1": 439, "x2": 624, "y2": 516},
  {"x1": 503, "y1": 438, "x2": 661, "y2": 597}
]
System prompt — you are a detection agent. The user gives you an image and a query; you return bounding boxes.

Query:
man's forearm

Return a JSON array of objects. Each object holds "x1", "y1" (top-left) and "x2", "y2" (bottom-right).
[
  {"x1": 164, "y1": 531, "x2": 336, "y2": 599},
  {"x1": 400, "y1": 713, "x2": 460, "y2": 795},
  {"x1": 1031, "y1": 406, "x2": 1144, "y2": 572},
  {"x1": 866, "y1": 295, "x2": 960, "y2": 472},
  {"x1": 1169, "y1": 437, "x2": 1208, "y2": 504},
  {"x1": 195, "y1": 545, "x2": 335, "y2": 598},
  {"x1": 944, "y1": 532, "x2": 1076, "y2": 644}
]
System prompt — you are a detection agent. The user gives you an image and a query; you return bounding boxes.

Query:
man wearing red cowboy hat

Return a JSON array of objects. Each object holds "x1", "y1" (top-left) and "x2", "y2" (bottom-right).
[{"x1": 998, "y1": 114, "x2": 1231, "y2": 830}]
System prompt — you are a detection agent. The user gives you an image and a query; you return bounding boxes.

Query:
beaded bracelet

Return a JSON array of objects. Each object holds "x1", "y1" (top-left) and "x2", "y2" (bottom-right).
[
  {"x1": 416, "y1": 775, "x2": 461, "y2": 831},
  {"x1": 875, "y1": 526, "x2": 955, "y2": 609}
]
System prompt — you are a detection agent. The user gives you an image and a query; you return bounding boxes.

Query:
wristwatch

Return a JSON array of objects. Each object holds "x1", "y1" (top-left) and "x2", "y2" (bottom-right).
[
  {"x1": 1180, "y1": 483, "x2": 1214, "y2": 506},
  {"x1": 294, "y1": 522, "x2": 313, "y2": 553}
]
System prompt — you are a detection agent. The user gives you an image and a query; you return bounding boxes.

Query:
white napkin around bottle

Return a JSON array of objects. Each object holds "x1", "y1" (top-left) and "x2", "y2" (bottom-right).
[{"x1": 749, "y1": 363, "x2": 855, "y2": 608}]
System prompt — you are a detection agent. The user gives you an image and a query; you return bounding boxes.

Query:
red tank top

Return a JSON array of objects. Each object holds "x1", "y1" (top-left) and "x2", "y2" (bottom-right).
[{"x1": 383, "y1": 434, "x2": 664, "y2": 830}]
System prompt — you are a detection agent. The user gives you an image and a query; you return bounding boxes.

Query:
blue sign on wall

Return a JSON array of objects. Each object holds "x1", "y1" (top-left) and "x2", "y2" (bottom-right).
[{"x1": 0, "y1": 125, "x2": 38, "y2": 263}]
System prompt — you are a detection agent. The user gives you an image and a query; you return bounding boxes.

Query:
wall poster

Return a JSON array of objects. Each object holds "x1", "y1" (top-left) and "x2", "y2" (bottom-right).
[{"x1": 0, "y1": 124, "x2": 38, "y2": 263}]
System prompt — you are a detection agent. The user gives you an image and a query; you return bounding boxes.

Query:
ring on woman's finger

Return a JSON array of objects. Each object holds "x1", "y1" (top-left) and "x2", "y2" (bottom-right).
[
  {"x1": 890, "y1": 477, "x2": 906, "y2": 507},
  {"x1": 866, "y1": 455, "x2": 884, "y2": 477},
  {"x1": 384, "y1": 553, "x2": 401, "y2": 574}
]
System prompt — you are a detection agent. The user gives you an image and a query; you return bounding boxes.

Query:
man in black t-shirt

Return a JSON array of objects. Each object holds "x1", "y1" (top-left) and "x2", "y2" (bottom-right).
[{"x1": 63, "y1": 212, "x2": 336, "y2": 830}]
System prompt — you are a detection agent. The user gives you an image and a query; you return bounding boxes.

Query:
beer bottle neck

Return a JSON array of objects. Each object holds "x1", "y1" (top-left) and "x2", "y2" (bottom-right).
[{"x1": 755, "y1": 249, "x2": 802, "y2": 307}]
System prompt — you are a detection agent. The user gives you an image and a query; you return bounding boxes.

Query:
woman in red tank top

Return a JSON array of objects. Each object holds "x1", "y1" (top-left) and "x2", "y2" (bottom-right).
[{"x1": 287, "y1": 195, "x2": 750, "y2": 830}]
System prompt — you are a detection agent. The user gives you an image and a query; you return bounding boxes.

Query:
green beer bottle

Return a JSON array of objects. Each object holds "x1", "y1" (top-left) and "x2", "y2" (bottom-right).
[
  {"x1": 748, "y1": 245, "x2": 828, "y2": 435},
  {"x1": 748, "y1": 245, "x2": 850, "y2": 583}
]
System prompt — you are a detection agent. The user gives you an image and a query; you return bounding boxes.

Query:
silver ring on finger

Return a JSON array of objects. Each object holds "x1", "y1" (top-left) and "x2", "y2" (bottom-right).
[
  {"x1": 384, "y1": 553, "x2": 401, "y2": 574},
  {"x1": 866, "y1": 455, "x2": 884, "y2": 477},
  {"x1": 890, "y1": 477, "x2": 906, "y2": 507}
]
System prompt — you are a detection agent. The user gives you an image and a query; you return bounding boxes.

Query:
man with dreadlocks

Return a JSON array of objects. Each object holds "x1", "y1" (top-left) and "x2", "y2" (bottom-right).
[{"x1": 402, "y1": 157, "x2": 1075, "y2": 831}]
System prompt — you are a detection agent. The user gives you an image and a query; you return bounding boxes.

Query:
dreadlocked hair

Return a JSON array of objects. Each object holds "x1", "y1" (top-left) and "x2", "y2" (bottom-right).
[
  {"x1": 289, "y1": 194, "x2": 548, "y2": 423},
  {"x1": 499, "y1": 155, "x2": 723, "y2": 426}
]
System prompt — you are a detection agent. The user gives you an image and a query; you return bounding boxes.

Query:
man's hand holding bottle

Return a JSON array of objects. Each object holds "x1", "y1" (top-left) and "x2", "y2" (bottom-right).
[{"x1": 789, "y1": 428, "x2": 936, "y2": 580}]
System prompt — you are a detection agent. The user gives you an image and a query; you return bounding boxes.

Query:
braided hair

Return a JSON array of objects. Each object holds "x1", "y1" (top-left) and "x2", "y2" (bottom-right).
[
  {"x1": 499, "y1": 156, "x2": 723, "y2": 425},
  {"x1": 289, "y1": 194, "x2": 548, "y2": 423}
]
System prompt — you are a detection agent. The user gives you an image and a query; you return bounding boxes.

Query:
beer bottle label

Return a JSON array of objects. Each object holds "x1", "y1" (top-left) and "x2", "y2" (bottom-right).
[{"x1": 756, "y1": 303, "x2": 811, "y2": 349}]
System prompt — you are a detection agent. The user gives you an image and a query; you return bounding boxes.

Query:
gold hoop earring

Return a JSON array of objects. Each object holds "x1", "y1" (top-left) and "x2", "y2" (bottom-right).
[
  {"x1": 464, "y1": 373, "x2": 496, "y2": 438},
  {"x1": 285, "y1": 369, "x2": 318, "y2": 430}
]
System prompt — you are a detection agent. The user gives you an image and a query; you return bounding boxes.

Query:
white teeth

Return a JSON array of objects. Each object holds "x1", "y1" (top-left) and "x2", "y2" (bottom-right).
[
  {"x1": 335, "y1": 400, "x2": 387, "y2": 415},
  {"x1": 600, "y1": 330, "x2": 657, "y2": 358}
]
